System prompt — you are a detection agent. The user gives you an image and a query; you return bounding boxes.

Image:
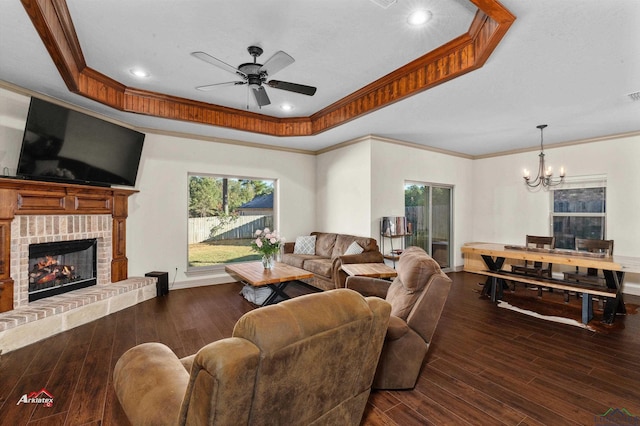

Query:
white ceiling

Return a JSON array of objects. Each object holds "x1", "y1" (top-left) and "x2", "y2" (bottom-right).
[{"x1": 1, "y1": 0, "x2": 639, "y2": 156}]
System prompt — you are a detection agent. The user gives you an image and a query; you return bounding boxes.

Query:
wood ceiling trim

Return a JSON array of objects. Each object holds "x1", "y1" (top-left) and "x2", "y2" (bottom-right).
[
  {"x1": 122, "y1": 88, "x2": 314, "y2": 136},
  {"x1": 20, "y1": 0, "x2": 515, "y2": 138},
  {"x1": 21, "y1": 0, "x2": 84, "y2": 92}
]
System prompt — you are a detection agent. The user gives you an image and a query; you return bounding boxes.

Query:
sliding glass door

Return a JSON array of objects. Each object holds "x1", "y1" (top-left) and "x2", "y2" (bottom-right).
[{"x1": 404, "y1": 182, "x2": 453, "y2": 269}]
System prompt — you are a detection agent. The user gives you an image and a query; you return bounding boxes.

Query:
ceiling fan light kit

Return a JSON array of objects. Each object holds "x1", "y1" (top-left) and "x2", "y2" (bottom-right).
[{"x1": 191, "y1": 45, "x2": 317, "y2": 109}]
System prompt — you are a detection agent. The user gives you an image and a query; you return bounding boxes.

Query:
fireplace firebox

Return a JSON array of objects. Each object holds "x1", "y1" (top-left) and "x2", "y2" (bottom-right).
[{"x1": 28, "y1": 239, "x2": 98, "y2": 302}]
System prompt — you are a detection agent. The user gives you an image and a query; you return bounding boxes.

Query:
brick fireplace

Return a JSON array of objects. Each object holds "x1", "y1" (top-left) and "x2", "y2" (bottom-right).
[
  {"x1": 0, "y1": 177, "x2": 136, "y2": 311},
  {"x1": 12, "y1": 215, "x2": 111, "y2": 307},
  {"x1": 0, "y1": 178, "x2": 156, "y2": 353}
]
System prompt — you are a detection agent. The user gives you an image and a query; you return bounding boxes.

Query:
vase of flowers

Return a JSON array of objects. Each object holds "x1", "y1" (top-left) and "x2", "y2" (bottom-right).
[{"x1": 251, "y1": 228, "x2": 284, "y2": 269}]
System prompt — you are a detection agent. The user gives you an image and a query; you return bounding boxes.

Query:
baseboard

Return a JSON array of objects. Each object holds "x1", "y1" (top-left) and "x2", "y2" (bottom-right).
[
  {"x1": 170, "y1": 275, "x2": 235, "y2": 291},
  {"x1": 623, "y1": 282, "x2": 640, "y2": 296}
]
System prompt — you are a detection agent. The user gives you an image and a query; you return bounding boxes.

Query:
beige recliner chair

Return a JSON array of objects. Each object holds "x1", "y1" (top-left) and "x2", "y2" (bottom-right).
[
  {"x1": 346, "y1": 246, "x2": 452, "y2": 390},
  {"x1": 113, "y1": 288, "x2": 391, "y2": 425}
]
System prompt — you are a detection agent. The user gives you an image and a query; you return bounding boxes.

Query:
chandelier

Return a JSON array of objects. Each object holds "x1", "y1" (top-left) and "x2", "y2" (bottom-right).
[{"x1": 523, "y1": 124, "x2": 565, "y2": 188}]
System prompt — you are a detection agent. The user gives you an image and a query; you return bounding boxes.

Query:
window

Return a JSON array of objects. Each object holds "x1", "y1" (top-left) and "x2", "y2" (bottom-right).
[
  {"x1": 404, "y1": 182, "x2": 453, "y2": 269},
  {"x1": 551, "y1": 179, "x2": 606, "y2": 249},
  {"x1": 188, "y1": 174, "x2": 276, "y2": 268}
]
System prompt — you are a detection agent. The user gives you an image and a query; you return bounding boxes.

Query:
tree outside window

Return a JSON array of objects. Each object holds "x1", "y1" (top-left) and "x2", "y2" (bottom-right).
[
  {"x1": 551, "y1": 186, "x2": 606, "y2": 249},
  {"x1": 188, "y1": 175, "x2": 276, "y2": 268}
]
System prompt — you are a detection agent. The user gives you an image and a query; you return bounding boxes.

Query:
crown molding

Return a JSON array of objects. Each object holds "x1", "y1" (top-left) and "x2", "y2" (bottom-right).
[{"x1": 472, "y1": 130, "x2": 640, "y2": 159}]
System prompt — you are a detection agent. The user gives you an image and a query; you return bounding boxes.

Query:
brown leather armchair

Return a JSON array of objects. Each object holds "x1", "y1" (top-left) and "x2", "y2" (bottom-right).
[
  {"x1": 346, "y1": 246, "x2": 452, "y2": 390},
  {"x1": 113, "y1": 288, "x2": 391, "y2": 425}
]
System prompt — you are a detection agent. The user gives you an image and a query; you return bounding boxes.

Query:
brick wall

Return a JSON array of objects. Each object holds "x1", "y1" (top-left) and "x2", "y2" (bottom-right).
[{"x1": 10, "y1": 215, "x2": 112, "y2": 308}]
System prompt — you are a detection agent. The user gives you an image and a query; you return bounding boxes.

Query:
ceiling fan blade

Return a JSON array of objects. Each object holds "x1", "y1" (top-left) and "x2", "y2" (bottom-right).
[
  {"x1": 191, "y1": 51, "x2": 247, "y2": 77},
  {"x1": 267, "y1": 80, "x2": 317, "y2": 96},
  {"x1": 196, "y1": 81, "x2": 246, "y2": 91},
  {"x1": 252, "y1": 86, "x2": 271, "y2": 107},
  {"x1": 259, "y1": 51, "x2": 294, "y2": 77}
]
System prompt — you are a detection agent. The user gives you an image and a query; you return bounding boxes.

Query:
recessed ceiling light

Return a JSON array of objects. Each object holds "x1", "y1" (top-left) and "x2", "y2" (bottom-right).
[
  {"x1": 280, "y1": 103, "x2": 294, "y2": 111},
  {"x1": 130, "y1": 68, "x2": 150, "y2": 78},
  {"x1": 407, "y1": 9, "x2": 432, "y2": 26}
]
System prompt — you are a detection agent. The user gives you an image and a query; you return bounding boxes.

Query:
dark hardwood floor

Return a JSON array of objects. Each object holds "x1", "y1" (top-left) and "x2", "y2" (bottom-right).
[{"x1": 1, "y1": 272, "x2": 639, "y2": 425}]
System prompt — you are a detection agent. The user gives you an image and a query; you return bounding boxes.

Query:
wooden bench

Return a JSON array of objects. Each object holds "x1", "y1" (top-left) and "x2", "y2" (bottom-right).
[{"x1": 475, "y1": 269, "x2": 617, "y2": 324}]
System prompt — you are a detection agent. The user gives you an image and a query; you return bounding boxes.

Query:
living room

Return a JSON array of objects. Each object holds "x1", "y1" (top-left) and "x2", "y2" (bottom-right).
[
  {"x1": 0, "y1": 0, "x2": 640, "y2": 425},
  {"x1": 1, "y1": 0, "x2": 638, "y2": 294},
  {"x1": 2, "y1": 86, "x2": 639, "y2": 295}
]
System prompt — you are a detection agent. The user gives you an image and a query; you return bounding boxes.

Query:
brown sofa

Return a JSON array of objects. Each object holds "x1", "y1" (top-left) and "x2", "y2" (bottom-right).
[
  {"x1": 113, "y1": 289, "x2": 391, "y2": 425},
  {"x1": 346, "y1": 246, "x2": 452, "y2": 390},
  {"x1": 282, "y1": 231, "x2": 384, "y2": 291}
]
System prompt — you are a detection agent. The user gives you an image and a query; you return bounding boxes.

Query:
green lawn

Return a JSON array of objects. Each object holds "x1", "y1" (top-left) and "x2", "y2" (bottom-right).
[{"x1": 188, "y1": 238, "x2": 260, "y2": 267}]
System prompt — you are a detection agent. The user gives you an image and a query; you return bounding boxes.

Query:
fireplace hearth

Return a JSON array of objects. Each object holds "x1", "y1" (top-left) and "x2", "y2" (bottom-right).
[{"x1": 28, "y1": 239, "x2": 97, "y2": 302}]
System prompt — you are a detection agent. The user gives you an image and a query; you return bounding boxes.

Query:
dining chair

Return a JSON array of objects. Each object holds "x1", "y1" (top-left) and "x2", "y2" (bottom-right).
[
  {"x1": 510, "y1": 235, "x2": 555, "y2": 294},
  {"x1": 563, "y1": 238, "x2": 614, "y2": 302},
  {"x1": 511, "y1": 235, "x2": 555, "y2": 277}
]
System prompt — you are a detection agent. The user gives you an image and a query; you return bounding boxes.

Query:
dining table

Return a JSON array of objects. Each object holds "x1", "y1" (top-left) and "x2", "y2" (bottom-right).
[{"x1": 461, "y1": 242, "x2": 640, "y2": 324}]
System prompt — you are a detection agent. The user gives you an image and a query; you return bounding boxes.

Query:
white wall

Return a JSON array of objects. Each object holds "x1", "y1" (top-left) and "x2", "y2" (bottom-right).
[
  {"x1": 1, "y1": 86, "x2": 638, "y2": 293},
  {"x1": 0, "y1": 87, "x2": 29, "y2": 175},
  {"x1": 370, "y1": 139, "x2": 475, "y2": 268},
  {"x1": 316, "y1": 136, "x2": 475, "y2": 269},
  {"x1": 129, "y1": 133, "x2": 316, "y2": 285},
  {"x1": 0, "y1": 87, "x2": 317, "y2": 287},
  {"x1": 472, "y1": 136, "x2": 640, "y2": 293},
  {"x1": 315, "y1": 140, "x2": 372, "y2": 236},
  {"x1": 472, "y1": 136, "x2": 640, "y2": 254}
]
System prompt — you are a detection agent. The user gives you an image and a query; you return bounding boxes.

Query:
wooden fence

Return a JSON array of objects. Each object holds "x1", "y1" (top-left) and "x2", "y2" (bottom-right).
[{"x1": 188, "y1": 215, "x2": 273, "y2": 244}]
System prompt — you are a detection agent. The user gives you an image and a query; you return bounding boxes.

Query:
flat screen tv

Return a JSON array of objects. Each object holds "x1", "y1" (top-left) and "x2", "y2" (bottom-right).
[{"x1": 17, "y1": 98, "x2": 145, "y2": 187}]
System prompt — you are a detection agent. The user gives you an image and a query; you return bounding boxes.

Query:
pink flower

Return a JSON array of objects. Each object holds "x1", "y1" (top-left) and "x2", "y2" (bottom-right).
[
  {"x1": 255, "y1": 238, "x2": 263, "y2": 248},
  {"x1": 255, "y1": 229, "x2": 262, "y2": 236},
  {"x1": 270, "y1": 237, "x2": 277, "y2": 244},
  {"x1": 264, "y1": 227, "x2": 270, "y2": 234}
]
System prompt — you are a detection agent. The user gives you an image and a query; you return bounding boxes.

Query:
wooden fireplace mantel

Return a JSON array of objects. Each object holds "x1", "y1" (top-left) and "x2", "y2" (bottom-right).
[{"x1": 0, "y1": 177, "x2": 138, "y2": 312}]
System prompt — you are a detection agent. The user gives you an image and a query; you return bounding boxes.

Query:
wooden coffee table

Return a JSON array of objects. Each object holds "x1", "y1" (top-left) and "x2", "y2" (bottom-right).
[
  {"x1": 225, "y1": 261, "x2": 316, "y2": 306},
  {"x1": 341, "y1": 263, "x2": 398, "y2": 279}
]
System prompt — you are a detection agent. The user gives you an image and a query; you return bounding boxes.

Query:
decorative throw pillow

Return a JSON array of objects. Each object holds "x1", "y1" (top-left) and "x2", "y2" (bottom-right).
[
  {"x1": 343, "y1": 241, "x2": 364, "y2": 255},
  {"x1": 294, "y1": 235, "x2": 316, "y2": 255}
]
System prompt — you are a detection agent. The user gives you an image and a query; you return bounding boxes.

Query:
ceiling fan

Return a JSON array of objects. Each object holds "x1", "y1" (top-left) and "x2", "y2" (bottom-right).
[{"x1": 191, "y1": 46, "x2": 317, "y2": 108}]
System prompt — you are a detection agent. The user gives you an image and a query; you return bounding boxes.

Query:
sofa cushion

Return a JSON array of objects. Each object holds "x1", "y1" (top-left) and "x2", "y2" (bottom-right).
[
  {"x1": 303, "y1": 258, "x2": 333, "y2": 278},
  {"x1": 343, "y1": 241, "x2": 364, "y2": 255},
  {"x1": 294, "y1": 235, "x2": 316, "y2": 255},
  {"x1": 331, "y1": 234, "x2": 376, "y2": 258},
  {"x1": 311, "y1": 232, "x2": 337, "y2": 257},
  {"x1": 281, "y1": 253, "x2": 317, "y2": 269},
  {"x1": 385, "y1": 315, "x2": 410, "y2": 341}
]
